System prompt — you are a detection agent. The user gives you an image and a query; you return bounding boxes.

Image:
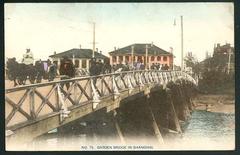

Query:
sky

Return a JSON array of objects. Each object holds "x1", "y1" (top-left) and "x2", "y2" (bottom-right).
[{"x1": 5, "y1": 3, "x2": 234, "y2": 65}]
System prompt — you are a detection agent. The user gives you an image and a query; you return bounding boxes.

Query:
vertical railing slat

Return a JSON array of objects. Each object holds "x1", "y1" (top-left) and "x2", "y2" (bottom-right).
[{"x1": 29, "y1": 88, "x2": 36, "y2": 119}]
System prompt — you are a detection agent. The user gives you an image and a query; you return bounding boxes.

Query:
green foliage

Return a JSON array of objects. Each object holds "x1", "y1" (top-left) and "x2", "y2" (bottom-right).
[{"x1": 198, "y1": 56, "x2": 234, "y2": 94}]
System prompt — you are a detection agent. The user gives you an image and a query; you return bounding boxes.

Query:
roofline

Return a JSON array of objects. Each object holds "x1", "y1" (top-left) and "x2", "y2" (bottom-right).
[
  {"x1": 108, "y1": 43, "x2": 171, "y2": 55},
  {"x1": 109, "y1": 53, "x2": 173, "y2": 56},
  {"x1": 49, "y1": 48, "x2": 108, "y2": 58}
]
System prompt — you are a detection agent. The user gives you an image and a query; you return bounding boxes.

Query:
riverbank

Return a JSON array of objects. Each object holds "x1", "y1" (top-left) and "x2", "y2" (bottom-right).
[{"x1": 193, "y1": 93, "x2": 235, "y2": 114}]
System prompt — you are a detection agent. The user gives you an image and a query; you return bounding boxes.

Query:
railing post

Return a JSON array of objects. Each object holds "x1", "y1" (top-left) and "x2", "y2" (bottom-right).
[
  {"x1": 159, "y1": 72, "x2": 164, "y2": 85},
  {"x1": 131, "y1": 71, "x2": 137, "y2": 87},
  {"x1": 112, "y1": 74, "x2": 120, "y2": 100},
  {"x1": 148, "y1": 71, "x2": 153, "y2": 83},
  {"x1": 154, "y1": 71, "x2": 159, "y2": 83},
  {"x1": 90, "y1": 77, "x2": 100, "y2": 109},
  {"x1": 127, "y1": 73, "x2": 133, "y2": 93},
  {"x1": 163, "y1": 72, "x2": 167, "y2": 89},
  {"x1": 29, "y1": 88, "x2": 36, "y2": 119},
  {"x1": 138, "y1": 72, "x2": 144, "y2": 88},
  {"x1": 145, "y1": 71, "x2": 150, "y2": 84},
  {"x1": 55, "y1": 84, "x2": 60, "y2": 111},
  {"x1": 57, "y1": 84, "x2": 70, "y2": 123},
  {"x1": 74, "y1": 82, "x2": 78, "y2": 104}
]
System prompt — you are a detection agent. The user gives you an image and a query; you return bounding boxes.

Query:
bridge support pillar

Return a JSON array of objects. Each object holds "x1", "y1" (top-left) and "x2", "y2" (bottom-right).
[
  {"x1": 145, "y1": 96, "x2": 165, "y2": 145},
  {"x1": 112, "y1": 109, "x2": 126, "y2": 144},
  {"x1": 165, "y1": 88, "x2": 182, "y2": 133},
  {"x1": 173, "y1": 83, "x2": 191, "y2": 121},
  {"x1": 116, "y1": 95, "x2": 165, "y2": 147}
]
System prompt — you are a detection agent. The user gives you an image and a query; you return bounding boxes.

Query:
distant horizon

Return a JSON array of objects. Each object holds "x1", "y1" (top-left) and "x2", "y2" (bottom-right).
[{"x1": 5, "y1": 3, "x2": 234, "y2": 65}]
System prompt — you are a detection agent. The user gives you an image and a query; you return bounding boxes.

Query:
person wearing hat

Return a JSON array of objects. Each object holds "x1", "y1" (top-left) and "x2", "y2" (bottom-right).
[
  {"x1": 22, "y1": 49, "x2": 34, "y2": 65},
  {"x1": 59, "y1": 56, "x2": 75, "y2": 90}
]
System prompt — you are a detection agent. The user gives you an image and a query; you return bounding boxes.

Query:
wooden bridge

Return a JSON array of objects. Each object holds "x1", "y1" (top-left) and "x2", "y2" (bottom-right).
[{"x1": 5, "y1": 70, "x2": 197, "y2": 147}]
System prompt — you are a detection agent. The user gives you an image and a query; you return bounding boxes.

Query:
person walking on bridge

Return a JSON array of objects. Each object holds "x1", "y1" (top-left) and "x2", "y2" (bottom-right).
[
  {"x1": 89, "y1": 58, "x2": 98, "y2": 86},
  {"x1": 59, "y1": 56, "x2": 75, "y2": 90}
]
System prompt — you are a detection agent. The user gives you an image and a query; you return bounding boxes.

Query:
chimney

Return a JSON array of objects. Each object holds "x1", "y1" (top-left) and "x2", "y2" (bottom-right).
[
  {"x1": 96, "y1": 48, "x2": 98, "y2": 52},
  {"x1": 114, "y1": 47, "x2": 117, "y2": 51},
  {"x1": 100, "y1": 51, "x2": 102, "y2": 54},
  {"x1": 26, "y1": 48, "x2": 30, "y2": 52},
  {"x1": 217, "y1": 43, "x2": 220, "y2": 47},
  {"x1": 54, "y1": 51, "x2": 56, "y2": 55},
  {"x1": 151, "y1": 42, "x2": 153, "y2": 47},
  {"x1": 79, "y1": 45, "x2": 81, "y2": 49}
]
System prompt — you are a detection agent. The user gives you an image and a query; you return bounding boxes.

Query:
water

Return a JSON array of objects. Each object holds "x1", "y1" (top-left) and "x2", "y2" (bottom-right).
[
  {"x1": 182, "y1": 110, "x2": 234, "y2": 139},
  {"x1": 31, "y1": 110, "x2": 235, "y2": 151},
  {"x1": 167, "y1": 110, "x2": 235, "y2": 150}
]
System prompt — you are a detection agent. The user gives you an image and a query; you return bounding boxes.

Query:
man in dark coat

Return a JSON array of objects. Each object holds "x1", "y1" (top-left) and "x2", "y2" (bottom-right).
[
  {"x1": 48, "y1": 62, "x2": 57, "y2": 82},
  {"x1": 59, "y1": 56, "x2": 75, "y2": 90},
  {"x1": 89, "y1": 58, "x2": 99, "y2": 86}
]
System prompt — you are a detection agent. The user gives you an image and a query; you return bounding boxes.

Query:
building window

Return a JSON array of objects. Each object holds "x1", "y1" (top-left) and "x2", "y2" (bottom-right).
[
  {"x1": 133, "y1": 56, "x2": 136, "y2": 61},
  {"x1": 151, "y1": 56, "x2": 155, "y2": 61},
  {"x1": 119, "y1": 56, "x2": 123, "y2": 62},
  {"x1": 75, "y1": 60, "x2": 79, "y2": 68},
  {"x1": 138, "y1": 56, "x2": 142, "y2": 62},
  {"x1": 157, "y1": 56, "x2": 161, "y2": 61},
  {"x1": 112, "y1": 56, "x2": 116, "y2": 63},
  {"x1": 163, "y1": 56, "x2": 167, "y2": 61},
  {"x1": 125, "y1": 56, "x2": 129, "y2": 62},
  {"x1": 82, "y1": 59, "x2": 86, "y2": 68}
]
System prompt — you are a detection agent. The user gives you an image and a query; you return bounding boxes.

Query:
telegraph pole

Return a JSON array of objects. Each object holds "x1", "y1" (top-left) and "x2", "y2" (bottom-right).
[
  {"x1": 92, "y1": 22, "x2": 96, "y2": 58},
  {"x1": 131, "y1": 45, "x2": 134, "y2": 67},
  {"x1": 181, "y1": 15, "x2": 184, "y2": 71},
  {"x1": 145, "y1": 44, "x2": 148, "y2": 69}
]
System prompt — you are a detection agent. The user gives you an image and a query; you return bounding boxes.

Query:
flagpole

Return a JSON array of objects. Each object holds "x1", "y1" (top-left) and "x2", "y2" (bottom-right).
[
  {"x1": 181, "y1": 16, "x2": 184, "y2": 72},
  {"x1": 92, "y1": 22, "x2": 95, "y2": 58}
]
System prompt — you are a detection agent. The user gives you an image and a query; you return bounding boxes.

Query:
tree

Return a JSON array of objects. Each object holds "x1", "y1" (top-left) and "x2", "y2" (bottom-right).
[{"x1": 184, "y1": 52, "x2": 200, "y2": 76}]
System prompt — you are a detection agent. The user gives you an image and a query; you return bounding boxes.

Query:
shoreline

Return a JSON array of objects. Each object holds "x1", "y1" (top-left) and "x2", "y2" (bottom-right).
[{"x1": 193, "y1": 93, "x2": 235, "y2": 114}]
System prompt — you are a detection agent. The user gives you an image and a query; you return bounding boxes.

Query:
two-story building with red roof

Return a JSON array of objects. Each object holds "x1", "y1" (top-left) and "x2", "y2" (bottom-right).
[{"x1": 109, "y1": 43, "x2": 173, "y2": 69}]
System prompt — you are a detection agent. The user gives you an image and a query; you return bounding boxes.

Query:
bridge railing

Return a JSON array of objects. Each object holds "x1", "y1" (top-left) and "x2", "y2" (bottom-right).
[{"x1": 5, "y1": 70, "x2": 196, "y2": 130}]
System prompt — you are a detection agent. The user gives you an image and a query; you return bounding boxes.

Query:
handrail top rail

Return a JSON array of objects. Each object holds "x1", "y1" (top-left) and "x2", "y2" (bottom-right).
[{"x1": 5, "y1": 70, "x2": 183, "y2": 93}]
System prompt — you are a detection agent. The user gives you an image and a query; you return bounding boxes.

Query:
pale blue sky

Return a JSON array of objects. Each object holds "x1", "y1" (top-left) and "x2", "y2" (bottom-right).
[{"x1": 5, "y1": 3, "x2": 234, "y2": 65}]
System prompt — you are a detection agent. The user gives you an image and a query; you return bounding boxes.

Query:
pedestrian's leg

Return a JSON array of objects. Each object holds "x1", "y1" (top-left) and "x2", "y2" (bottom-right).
[
  {"x1": 66, "y1": 82, "x2": 70, "y2": 90},
  {"x1": 60, "y1": 77, "x2": 64, "y2": 88}
]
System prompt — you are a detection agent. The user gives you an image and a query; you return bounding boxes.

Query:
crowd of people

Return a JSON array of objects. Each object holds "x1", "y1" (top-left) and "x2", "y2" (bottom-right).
[
  {"x1": 150, "y1": 63, "x2": 170, "y2": 71},
  {"x1": 8, "y1": 50, "x2": 171, "y2": 88}
]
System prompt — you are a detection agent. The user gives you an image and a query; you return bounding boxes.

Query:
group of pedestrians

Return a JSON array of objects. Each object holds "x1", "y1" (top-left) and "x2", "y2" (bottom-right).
[
  {"x1": 58, "y1": 56, "x2": 171, "y2": 90},
  {"x1": 150, "y1": 63, "x2": 169, "y2": 71}
]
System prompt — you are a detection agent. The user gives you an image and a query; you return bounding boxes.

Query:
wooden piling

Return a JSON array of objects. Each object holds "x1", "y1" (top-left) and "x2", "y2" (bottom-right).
[
  {"x1": 146, "y1": 97, "x2": 164, "y2": 145},
  {"x1": 176, "y1": 84, "x2": 190, "y2": 121},
  {"x1": 112, "y1": 110, "x2": 126, "y2": 144},
  {"x1": 166, "y1": 88, "x2": 182, "y2": 133}
]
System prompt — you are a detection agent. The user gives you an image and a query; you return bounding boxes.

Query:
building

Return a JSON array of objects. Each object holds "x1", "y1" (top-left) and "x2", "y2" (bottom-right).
[
  {"x1": 213, "y1": 43, "x2": 234, "y2": 74},
  {"x1": 49, "y1": 48, "x2": 108, "y2": 69},
  {"x1": 213, "y1": 43, "x2": 234, "y2": 57},
  {"x1": 109, "y1": 43, "x2": 173, "y2": 69}
]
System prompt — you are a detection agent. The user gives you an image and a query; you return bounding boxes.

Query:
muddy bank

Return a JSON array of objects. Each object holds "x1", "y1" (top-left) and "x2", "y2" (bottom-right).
[{"x1": 193, "y1": 93, "x2": 235, "y2": 114}]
